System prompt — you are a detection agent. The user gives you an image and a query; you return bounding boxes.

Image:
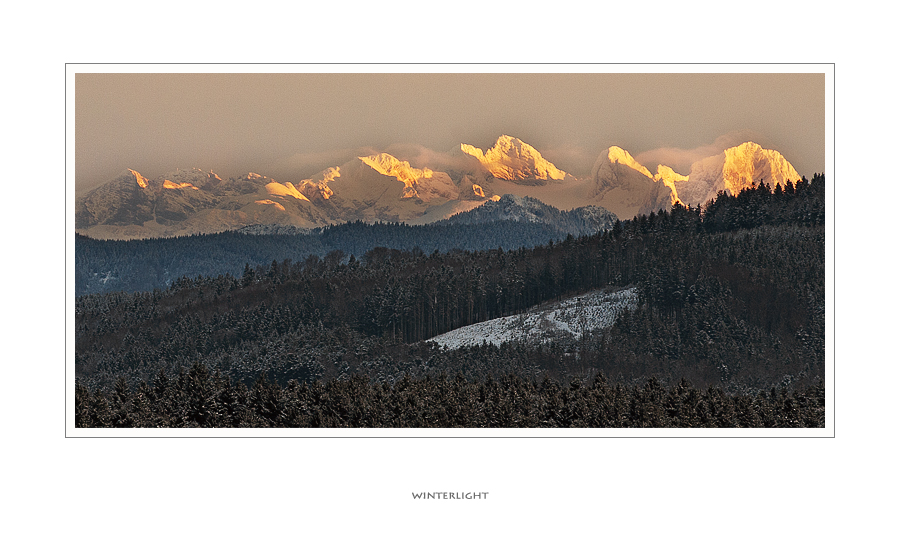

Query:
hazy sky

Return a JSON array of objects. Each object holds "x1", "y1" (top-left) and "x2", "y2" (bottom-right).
[{"x1": 74, "y1": 71, "x2": 827, "y2": 192}]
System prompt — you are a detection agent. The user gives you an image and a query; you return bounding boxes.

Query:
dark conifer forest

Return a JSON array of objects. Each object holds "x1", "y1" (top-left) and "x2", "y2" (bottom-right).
[
  {"x1": 75, "y1": 198, "x2": 613, "y2": 297},
  {"x1": 74, "y1": 175, "x2": 826, "y2": 428}
]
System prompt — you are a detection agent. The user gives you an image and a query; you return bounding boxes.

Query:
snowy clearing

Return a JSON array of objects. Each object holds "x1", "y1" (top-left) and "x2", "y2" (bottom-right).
[{"x1": 427, "y1": 287, "x2": 638, "y2": 350}]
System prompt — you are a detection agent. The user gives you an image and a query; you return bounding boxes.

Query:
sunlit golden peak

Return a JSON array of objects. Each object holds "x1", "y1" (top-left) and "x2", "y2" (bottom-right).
[
  {"x1": 721, "y1": 142, "x2": 800, "y2": 194},
  {"x1": 607, "y1": 146, "x2": 652, "y2": 179},
  {"x1": 459, "y1": 143, "x2": 484, "y2": 160},
  {"x1": 655, "y1": 165, "x2": 689, "y2": 183},
  {"x1": 654, "y1": 165, "x2": 689, "y2": 205},
  {"x1": 360, "y1": 153, "x2": 433, "y2": 197},
  {"x1": 461, "y1": 135, "x2": 567, "y2": 181}
]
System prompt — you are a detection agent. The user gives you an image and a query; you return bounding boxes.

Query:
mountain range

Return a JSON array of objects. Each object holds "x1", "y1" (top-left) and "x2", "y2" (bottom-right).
[{"x1": 75, "y1": 135, "x2": 801, "y2": 240}]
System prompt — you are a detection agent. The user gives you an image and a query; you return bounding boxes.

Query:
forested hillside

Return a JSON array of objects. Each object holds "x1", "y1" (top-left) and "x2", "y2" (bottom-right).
[
  {"x1": 75, "y1": 175, "x2": 826, "y2": 428},
  {"x1": 76, "y1": 214, "x2": 600, "y2": 297}
]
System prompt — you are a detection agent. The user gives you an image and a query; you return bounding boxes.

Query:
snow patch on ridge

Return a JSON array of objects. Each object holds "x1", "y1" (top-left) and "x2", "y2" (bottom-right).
[
  {"x1": 127, "y1": 168, "x2": 150, "y2": 188},
  {"x1": 255, "y1": 199, "x2": 286, "y2": 211},
  {"x1": 428, "y1": 287, "x2": 638, "y2": 350}
]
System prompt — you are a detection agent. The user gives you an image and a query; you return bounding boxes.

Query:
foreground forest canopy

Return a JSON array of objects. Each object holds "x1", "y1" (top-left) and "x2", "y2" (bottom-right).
[{"x1": 75, "y1": 175, "x2": 826, "y2": 428}]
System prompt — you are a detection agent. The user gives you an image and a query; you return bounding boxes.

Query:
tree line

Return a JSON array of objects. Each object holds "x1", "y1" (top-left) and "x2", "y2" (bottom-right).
[{"x1": 76, "y1": 203, "x2": 611, "y2": 297}]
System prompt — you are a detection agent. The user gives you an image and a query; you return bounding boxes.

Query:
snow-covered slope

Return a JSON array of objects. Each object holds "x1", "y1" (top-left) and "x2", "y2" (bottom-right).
[
  {"x1": 461, "y1": 135, "x2": 572, "y2": 185},
  {"x1": 588, "y1": 146, "x2": 673, "y2": 219},
  {"x1": 428, "y1": 287, "x2": 638, "y2": 349}
]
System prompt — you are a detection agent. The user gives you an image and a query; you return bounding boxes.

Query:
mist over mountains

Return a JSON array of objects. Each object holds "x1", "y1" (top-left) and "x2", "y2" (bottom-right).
[{"x1": 75, "y1": 135, "x2": 802, "y2": 240}]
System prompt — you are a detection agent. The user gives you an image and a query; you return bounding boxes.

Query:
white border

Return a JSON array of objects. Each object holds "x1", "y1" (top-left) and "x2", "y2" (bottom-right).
[{"x1": 67, "y1": 64, "x2": 834, "y2": 438}]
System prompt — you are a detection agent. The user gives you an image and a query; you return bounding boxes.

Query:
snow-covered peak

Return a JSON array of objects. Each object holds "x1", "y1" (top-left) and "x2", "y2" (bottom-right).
[
  {"x1": 360, "y1": 153, "x2": 432, "y2": 185},
  {"x1": 607, "y1": 146, "x2": 652, "y2": 178},
  {"x1": 590, "y1": 146, "x2": 655, "y2": 189},
  {"x1": 460, "y1": 135, "x2": 568, "y2": 182},
  {"x1": 359, "y1": 153, "x2": 437, "y2": 199},
  {"x1": 671, "y1": 142, "x2": 801, "y2": 208},
  {"x1": 297, "y1": 167, "x2": 340, "y2": 201},
  {"x1": 357, "y1": 153, "x2": 463, "y2": 202},
  {"x1": 588, "y1": 147, "x2": 672, "y2": 219},
  {"x1": 721, "y1": 141, "x2": 800, "y2": 194},
  {"x1": 654, "y1": 165, "x2": 689, "y2": 206}
]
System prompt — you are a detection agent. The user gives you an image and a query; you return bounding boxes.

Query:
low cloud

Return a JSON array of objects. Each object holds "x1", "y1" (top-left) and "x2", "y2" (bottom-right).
[
  {"x1": 264, "y1": 143, "x2": 486, "y2": 185},
  {"x1": 264, "y1": 147, "x2": 381, "y2": 182},
  {"x1": 539, "y1": 144, "x2": 598, "y2": 178},
  {"x1": 635, "y1": 130, "x2": 774, "y2": 174},
  {"x1": 383, "y1": 143, "x2": 483, "y2": 173}
]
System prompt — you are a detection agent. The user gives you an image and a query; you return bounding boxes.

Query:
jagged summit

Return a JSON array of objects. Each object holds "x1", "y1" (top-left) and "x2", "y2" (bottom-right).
[
  {"x1": 358, "y1": 153, "x2": 435, "y2": 199},
  {"x1": 296, "y1": 167, "x2": 339, "y2": 201},
  {"x1": 673, "y1": 141, "x2": 801, "y2": 208},
  {"x1": 461, "y1": 135, "x2": 569, "y2": 184},
  {"x1": 606, "y1": 146, "x2": 653, "y2": 178},
  {"x1": 654, "y1": 165, "x2": 689, "y2": 206},
  {"x1": 723, "y1": 141, "x2": 800, "y2": 194},
  {"x1": 588, "y1": 146, "x2": 669, "y2": 219}
]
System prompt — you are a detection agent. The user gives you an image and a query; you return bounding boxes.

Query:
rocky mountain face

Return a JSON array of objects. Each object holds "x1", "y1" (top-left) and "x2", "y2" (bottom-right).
[
  {"x1": 460, "y1": 135, "x2": 571, "y2": 185},
  {"x1": 75, "y1": 136, "x2": 802, "y2": 239}
]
